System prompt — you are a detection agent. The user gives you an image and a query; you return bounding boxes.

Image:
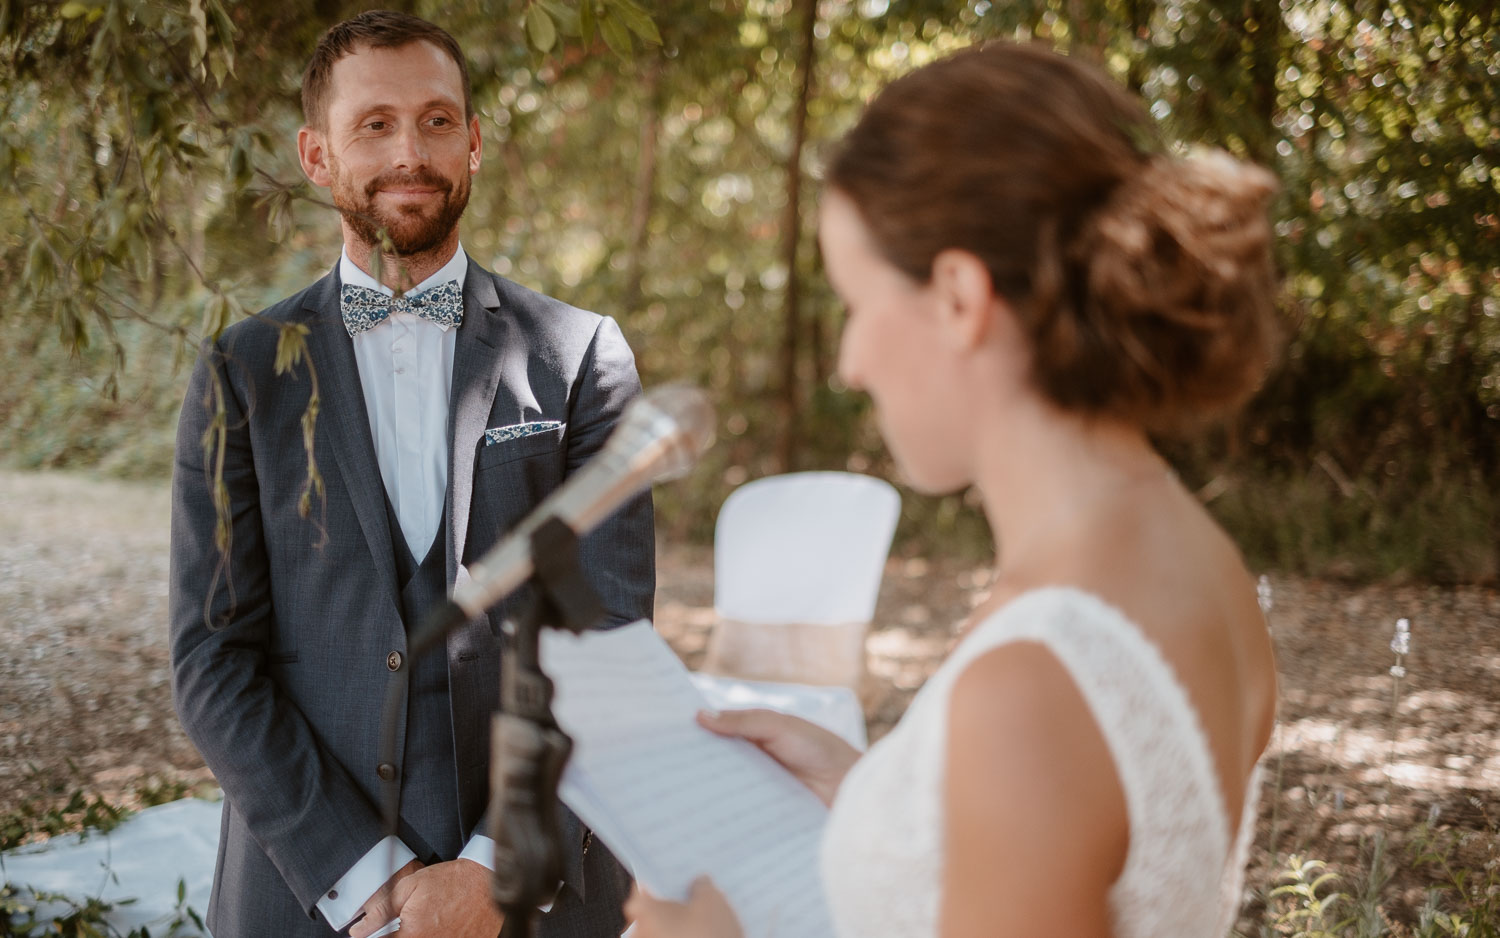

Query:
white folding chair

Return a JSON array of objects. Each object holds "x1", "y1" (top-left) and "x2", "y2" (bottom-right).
[{"x1": 695, "y1": 471, "x2": 901, "y2": 750}]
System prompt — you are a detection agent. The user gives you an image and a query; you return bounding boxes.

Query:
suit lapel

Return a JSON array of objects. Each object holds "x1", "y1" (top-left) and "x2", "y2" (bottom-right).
[
  {"x1": 446, "y1": 264, "x2": 507, "y2": 583},
  {"x1": 301, "y1": 270, "x2": 400, "y2": 605}
]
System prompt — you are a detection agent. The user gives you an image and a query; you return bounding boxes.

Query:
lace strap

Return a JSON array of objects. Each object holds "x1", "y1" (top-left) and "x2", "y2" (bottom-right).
[{"x1": 948, "y1": 587, "x2": 1233, "y2": 867}]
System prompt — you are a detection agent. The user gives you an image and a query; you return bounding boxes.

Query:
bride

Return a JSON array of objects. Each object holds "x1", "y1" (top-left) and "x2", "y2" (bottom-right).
[{"x1": 630, "y1": 42, "x2": 1280, "y2": 938}]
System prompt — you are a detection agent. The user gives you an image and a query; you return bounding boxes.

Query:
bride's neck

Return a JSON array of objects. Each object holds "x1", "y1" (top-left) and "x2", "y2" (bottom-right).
[{"x1": 972, "y1": 400, "x2": 1169, "y2": 578}]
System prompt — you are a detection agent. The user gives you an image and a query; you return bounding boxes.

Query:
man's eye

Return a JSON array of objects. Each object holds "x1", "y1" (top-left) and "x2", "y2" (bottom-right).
[
  {"x1": 366, "y1": 121, "x2": 388, "y2": 131},
  {"x1": 430, "y1": 117, "x2": 450, "y2": 127}
]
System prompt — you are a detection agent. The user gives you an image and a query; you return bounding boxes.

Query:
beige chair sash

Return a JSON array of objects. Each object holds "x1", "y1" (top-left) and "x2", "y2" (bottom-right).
[{"x1": 702, "y1": 616, "x2": 869, "y2": 689}]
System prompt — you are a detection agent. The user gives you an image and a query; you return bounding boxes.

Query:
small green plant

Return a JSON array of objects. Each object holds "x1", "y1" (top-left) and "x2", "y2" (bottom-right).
[
  {"x1": 1270, "y1": 855, "x2": 1356, "y2": 937},
  {"x1": 0, "y1": 789, "x2": 130, "y2": 853},
  {"x1": 1, "y1": 876, "x2": 204, "y2": 937},
  {"x1": 166, "y1": 876, "x2": 207, "y2": 936},
  {"x1": 1350, "y1": 833, "x2": 1394, "y2": 938},
  {"x1": 132, "y1": 779, "x2": 191, "y2": 811},
  {"x1": 0, "y1": 882, "x2": 137, "y2": 937},
  {"x1": 1417, "y1": 893, "x2": 1473, "y2": 938},
  {"x1": 1, "y1": 781, "x2": 205, "y2": 937},
  {"x1": 1410, "y1": 815, "x2": 1500, "y2": 938}
]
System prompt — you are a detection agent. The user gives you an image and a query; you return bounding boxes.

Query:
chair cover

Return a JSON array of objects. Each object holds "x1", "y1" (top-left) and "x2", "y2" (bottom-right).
[{"x1": 700, "y1": 472, "x2": 900, "y2": 743}]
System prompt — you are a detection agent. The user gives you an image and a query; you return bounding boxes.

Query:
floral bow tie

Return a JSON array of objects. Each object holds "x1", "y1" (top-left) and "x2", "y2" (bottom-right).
[{"x1": 339, "y1": 281, "x2": 464, "y2": 336}]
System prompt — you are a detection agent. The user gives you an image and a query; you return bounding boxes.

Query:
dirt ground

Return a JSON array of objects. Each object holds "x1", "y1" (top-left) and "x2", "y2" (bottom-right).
[{"x1": 2, "y1": 469, "x2": 1497, "y2": 929}]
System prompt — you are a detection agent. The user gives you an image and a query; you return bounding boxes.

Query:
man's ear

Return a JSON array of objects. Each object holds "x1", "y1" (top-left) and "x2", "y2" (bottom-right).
[
  {"x1": 297, "y1": 125, "x2": 332, "y2": 188},
  {"x1": 468, "y1": 114, "x2": 483, "y2": 176},
  {"x1": 930, "y1": 248, "x2": 996, "y2": 350}
]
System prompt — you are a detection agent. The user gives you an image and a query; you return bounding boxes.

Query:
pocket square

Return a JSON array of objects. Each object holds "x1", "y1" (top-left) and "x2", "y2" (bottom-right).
[{"x1": 483, "y1": 421, "x2": 564, "y2": 446}]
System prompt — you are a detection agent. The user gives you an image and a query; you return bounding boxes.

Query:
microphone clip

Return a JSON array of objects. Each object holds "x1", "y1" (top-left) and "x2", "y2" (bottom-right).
[{"x1": 489, "y1": 517, "x2": 603, "y2": 936}]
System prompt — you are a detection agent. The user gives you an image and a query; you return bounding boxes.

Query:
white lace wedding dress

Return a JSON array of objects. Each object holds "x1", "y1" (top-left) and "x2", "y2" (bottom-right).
[{"x1": 821, "y1": 587, "x2": 1260, "y2": 938}]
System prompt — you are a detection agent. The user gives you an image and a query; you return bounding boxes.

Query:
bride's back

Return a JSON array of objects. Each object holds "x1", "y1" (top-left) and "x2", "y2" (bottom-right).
[{"x1": 998, "y1": 472, "x2": 1278, "y2": 833}]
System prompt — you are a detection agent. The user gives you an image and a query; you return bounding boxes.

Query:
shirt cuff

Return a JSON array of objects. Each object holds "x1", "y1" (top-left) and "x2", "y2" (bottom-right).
[
  {"x1": 458, "y1": 833, "x2": 496, "y2": 870},
  {"x1": 459, "y1": 835, "x2": 554, "y2": 913},
  {"x1": 315, "y1": 836, "x2": 417, "y2": 930}
]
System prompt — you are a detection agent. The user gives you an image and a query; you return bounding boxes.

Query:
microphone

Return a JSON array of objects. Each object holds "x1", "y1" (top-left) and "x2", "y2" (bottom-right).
[{"x1": 408, "y1": 384, "x2": 715, "y2": 655}]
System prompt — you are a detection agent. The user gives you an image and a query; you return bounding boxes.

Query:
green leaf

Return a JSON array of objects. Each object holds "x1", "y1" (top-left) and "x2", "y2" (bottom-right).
[
  {"x1": 226, "y1": 134, "x2": 253, "y2": 190},
  {"x1": 579, "y1": 0, "x2": 595, "y2": 44},
  {"x1": 59, "y1": 1, "x2": 90, "y2": 19},
  {"x1": 126, "y1": 229, "x2": 151, "y2": 282},
  {"x1": 202, "y1": 293, "x2": 230, "y2": 341},
  {"x1": 25, "y1": 238, "x2": 55, "y2": 293},
  {"x1": 76, "y1": 250, "x2": 104, "y2": 285},
  {"x1": 273, "y1": 323, "x2": 310, "y2": 375},
  {"x1": 57, "y1": 300, "x2": 89, "y2": 353},
  {"x1": 609, "y1": 0, "x2": 651, "y2": 18},
  {"x1": 209, "y1": 52, "x2": 229, "y2": 86},
  {"x1": 189, "y1": 0, "x2": 209, "y2": 78},
  {"x1": 608, "y1": 0, "x2": 660, "y2": 44},
  {"x1": 206, "y1": 0, "x2": 236, "y2": 41},
  {"x1": 526, "y1": 4, "x2": 557, "y2": 53},
  {"x1": 538, "y1": 1, "x2": 580, "y2": 36},
  {"x1": 598, "y1": 11, "x2": 633, "y2": 58}
]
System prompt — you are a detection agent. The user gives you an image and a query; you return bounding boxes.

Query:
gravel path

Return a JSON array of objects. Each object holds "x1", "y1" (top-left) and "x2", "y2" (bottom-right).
[{"x1": 0, "y1": 470, "x2": 207, "y2": 810}]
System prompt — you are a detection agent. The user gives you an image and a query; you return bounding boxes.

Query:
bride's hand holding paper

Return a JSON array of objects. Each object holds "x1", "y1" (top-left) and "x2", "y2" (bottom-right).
[
  {"x1": 626, "y1": 878, "x2": 742, "y2": 938},
  {"x1": 696, "y1": 708, "x2": 860, "y2": 807}
]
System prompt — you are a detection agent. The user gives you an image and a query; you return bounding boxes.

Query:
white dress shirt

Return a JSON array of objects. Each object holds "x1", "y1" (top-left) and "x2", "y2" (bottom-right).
[
  {"x1": 343, "y1": 245, "x2": 464, "y2": 560},
  {"x1": 316, "y1": 244, "x2": 499, "y2": 931}
]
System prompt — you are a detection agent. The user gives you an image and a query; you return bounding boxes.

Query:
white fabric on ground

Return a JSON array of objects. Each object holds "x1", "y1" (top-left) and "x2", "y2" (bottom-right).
[{"x1": 2, "y1": 797, "x2": 221, "y2": 936}]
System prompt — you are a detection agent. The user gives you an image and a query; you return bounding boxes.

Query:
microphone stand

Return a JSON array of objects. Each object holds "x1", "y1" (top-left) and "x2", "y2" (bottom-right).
[
  {"x1": 373, "y1": 385, "x2": 713, "y2": 937},
  {"x1": 376, "y1": 518, "x2": 603, "y2": 938},
  {"x1": 489, "y1": 517, "x2": 603, "y2": 938}
]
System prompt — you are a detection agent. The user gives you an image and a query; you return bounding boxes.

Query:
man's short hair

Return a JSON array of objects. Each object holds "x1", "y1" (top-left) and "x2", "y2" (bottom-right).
[{"x1": 302, "y1": 10, "x2": 474, "y2": 130}]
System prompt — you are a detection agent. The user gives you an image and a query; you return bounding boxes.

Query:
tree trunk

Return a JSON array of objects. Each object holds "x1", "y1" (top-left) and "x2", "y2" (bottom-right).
[
  {"x1": 621, "y1": 55, "x2": 663, "y2": 317},
  {"x1": 776, "y1": 0, "x2": 818, "y2": 473},
  {"x1": 1125, "y1": 0, "x2": 1148, "y2": 93},
  {"x1": 1244, "y1": 0, "x2": 1283, "y2": 163}
]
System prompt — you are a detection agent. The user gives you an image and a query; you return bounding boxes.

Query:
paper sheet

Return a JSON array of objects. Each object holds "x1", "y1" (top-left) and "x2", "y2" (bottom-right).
[{"x1": 541, "y1": 621, "x2": 834, "y2": 938}]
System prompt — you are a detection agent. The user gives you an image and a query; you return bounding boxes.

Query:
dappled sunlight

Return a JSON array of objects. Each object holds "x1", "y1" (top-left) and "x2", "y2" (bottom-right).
[
  {"x1": 864, "y1": 626, "x2": 951, "y2": 692},
  {"x1": 652, "y1": 600, "x2": 717, "y2": 667},
  {"x1": 863, "y1": 626, "x2": 950, "y2": 662},
  {"x1": 1272, "y1": 711, "x2": 1498, "y2": 796}
]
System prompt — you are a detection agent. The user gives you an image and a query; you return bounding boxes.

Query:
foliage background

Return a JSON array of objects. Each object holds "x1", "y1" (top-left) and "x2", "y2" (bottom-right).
[{"x1": 1, "y1": 0, "x2": 1496, "y2": 583}]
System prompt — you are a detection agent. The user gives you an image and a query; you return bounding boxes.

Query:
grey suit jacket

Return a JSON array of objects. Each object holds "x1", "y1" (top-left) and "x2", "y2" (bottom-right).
[{"x1": 169, "y1": 262, "x2": 655, "y2": 937}]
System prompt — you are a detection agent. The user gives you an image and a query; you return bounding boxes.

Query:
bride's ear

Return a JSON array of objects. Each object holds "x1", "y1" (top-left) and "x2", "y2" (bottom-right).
[{"x1": 930, "y1": 249, "x2": 1001, "y2": 351}]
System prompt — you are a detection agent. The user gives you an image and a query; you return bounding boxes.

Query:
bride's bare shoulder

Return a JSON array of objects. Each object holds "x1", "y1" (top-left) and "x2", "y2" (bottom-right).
[{"x1": 940, "y1": 638, "x2": 1128, "y2": 936}]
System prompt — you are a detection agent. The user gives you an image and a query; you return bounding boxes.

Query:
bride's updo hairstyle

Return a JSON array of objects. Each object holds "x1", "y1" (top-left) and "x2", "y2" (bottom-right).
[{"x1": 825, "y1": 43, "x2": 1280, "y2": 432}]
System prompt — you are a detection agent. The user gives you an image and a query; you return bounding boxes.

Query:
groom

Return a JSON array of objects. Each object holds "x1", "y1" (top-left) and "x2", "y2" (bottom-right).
[{"x1": 168, "y1": 11, "x2": 653, "y2": 938}]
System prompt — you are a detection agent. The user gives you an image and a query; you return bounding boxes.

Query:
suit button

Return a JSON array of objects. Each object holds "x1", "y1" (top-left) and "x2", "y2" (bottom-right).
[
  {"x1": 376, "y1": 763, "x2": 397, "y2": 781},
  {"x1": 387, "y1": 651, "x2": 402, "y2": 671}
]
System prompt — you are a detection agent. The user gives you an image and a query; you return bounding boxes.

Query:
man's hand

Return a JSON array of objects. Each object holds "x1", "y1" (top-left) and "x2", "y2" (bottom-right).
[
  {"x1": 387, "y1": 858, "x2": 505, "y2": 938},
  {"x1": 349, "y1": 859, "x2": 423, "y2": 938}
]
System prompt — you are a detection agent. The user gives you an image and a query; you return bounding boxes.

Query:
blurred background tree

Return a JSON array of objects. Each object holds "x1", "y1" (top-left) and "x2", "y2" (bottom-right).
[{"x1": 2, "y1": 0, "x2": 1496, "y2": 582}]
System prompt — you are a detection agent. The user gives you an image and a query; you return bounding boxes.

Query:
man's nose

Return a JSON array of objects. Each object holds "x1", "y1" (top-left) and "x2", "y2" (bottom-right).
[{"x1": 390, "y1": 123, "x2": 429, "y2": 170}]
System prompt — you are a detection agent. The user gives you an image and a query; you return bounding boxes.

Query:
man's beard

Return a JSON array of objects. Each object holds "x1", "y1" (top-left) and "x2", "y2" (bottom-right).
[{"x1": 330, "y1": 162, "x2": 470, "y2": 257}]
